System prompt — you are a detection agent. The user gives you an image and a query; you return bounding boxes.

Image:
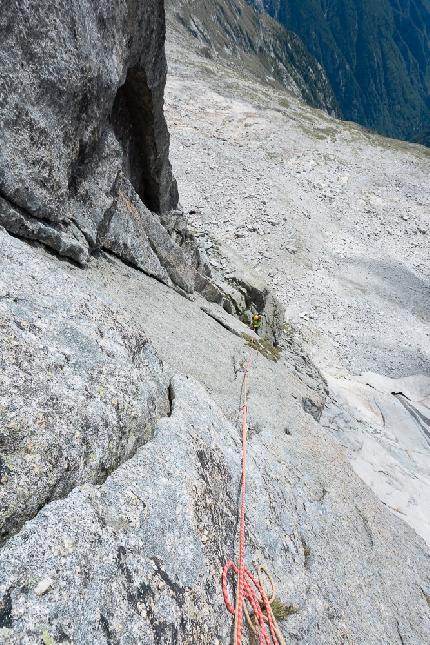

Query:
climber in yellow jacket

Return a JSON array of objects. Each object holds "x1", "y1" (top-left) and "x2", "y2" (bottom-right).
[{"x1": 251, "y1": 312, "x2": 263, "y2": 335}]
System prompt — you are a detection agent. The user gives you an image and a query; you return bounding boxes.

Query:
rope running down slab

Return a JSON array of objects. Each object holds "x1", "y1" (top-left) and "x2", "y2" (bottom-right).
[{"x1": 222, "y1": 357, "x2": 283, "y2": 645}]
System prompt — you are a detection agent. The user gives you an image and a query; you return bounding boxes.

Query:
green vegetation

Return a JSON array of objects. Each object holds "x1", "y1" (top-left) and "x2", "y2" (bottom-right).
[
  {"x1": 240, "y1": 310, "x2": 251, "y2": 325},
  {"x1": 42, "y1": 631, "x2": 55, "y2": 645},
  {"x1": 299, "y1": 125, "x2": 338, "y2": 141},
  {"x1": 367, "y1": 133, "x2": 430, "y2": 159},
  {"x1": 196, "y1": 62, "x2": 216, "y2": 77},
  {"x1": 242, "y1": 333, "x2": 282, "y2": 362},
  {"x1": 265, "y1": 150, "x2": 283, "y2": 162},
  {"x1": 249, "y1": 598, "x2": 299, "y2": 643},
  {"x1": 252, "y1": 0, "x2": 430, "y2": 141},
  {"x1": 269, "y1": 597, "x2": 299, "y2": 621},
  {"x1": 276, "y1": 97, "x2": 290, "y2": 110}
]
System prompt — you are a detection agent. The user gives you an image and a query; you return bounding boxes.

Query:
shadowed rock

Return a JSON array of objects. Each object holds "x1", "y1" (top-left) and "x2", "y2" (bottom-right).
[{"x1": 0, "y1": 0, "x2": 182, "y2": 273}]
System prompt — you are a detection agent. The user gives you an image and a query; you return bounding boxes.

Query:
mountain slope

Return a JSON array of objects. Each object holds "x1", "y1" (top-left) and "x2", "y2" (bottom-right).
[
  {"x1": 165, "y1": 24, "x2": 430, "y2": 545},
  {"x1": 167, "y1": 0, "x2": 338, "y2": 114},
  {"x1": 1, "y1": 0, "x2": 429, "y2": 643},
  {"x1": 249, "y1": 0, "x2": 430, "y2": 140},
  {"x1": 414, "y1": 127, "x2": 430, "y2": 146}
]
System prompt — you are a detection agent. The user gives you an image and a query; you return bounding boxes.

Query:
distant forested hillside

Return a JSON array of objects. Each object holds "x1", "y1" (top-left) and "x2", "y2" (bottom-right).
[{"x1": 249, "y1": 0, "x2": 430, "y2": 141}]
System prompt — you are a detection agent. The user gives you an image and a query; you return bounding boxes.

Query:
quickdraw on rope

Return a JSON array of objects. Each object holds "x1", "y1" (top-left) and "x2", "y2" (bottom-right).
[{"x1": 222, "y1": 357, "x2": 285, "y2": 645}]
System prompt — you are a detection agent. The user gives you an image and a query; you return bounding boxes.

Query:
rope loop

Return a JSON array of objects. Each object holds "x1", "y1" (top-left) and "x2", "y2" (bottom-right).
[{"x1": 222, "y1": 561, "x2": 281, "y2": 644}]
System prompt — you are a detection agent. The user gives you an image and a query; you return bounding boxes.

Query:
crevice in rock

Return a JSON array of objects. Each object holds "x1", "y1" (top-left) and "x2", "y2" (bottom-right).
[
  {"x1": 200, "y1": 304, "x2": 242, "y2": 337},
  {"x1": 355, "y1": 505, "x2": 374, "y2": 548},
  {"x1": 421, "y1": 587, "x2": 430, "y2": 607},
  {"x1": 143, "y1": 226, "x2": 178, "y2": 283},
  {"x1": 67, "y1": 129, "x2": 105, "y2": 198},
  {"x1": 0, "y1": 190, "x2": 61, "y2": 230},
  {"x1": 152, "y1": 557, "x2": 186, "y2": 606},
  {"x1": 301, "y1": 536, "x2": 312, "y2": 569},
  {"x1": 393, "y1": 393, "x2": 430, "y2": 444},
  {"x1": 302, "y1": 396, "x2": 324, "y2": 422},
  {"x1": 94, "y1": 191, "x2": 120, "y2": 250},
  {"x1": 111, "y1": 66, "x2": 177, "y2": 214},
  {"x1": 0, "y1": 380, "x2": 174, "y2": 551},
  {"x1": 167, "y1": 380, "x2": 176, "y2": 417},
  {"x1": 136, "y1": 217, "x2": 194, "y2": 294},
  {"x1": 396, "y1": 620, "x2": 406, "y2": 645},
  {"x1": 68, "y1": 218, "x2": 96, "y2": 248},
  {"x1": 0, "y1": 221, "x2": 85, "y2": 269},
  {"x1": 0, "y1": 192, "x2": 89, "y2": 265},
  {"x1": 0, "y1": 590, "x2": 12, "y2": 628},
  {"x1": 99, "y1": 614, "x2": 115, "y2": 644},
  {"x1": 99, "y1": 248, "x2": 171, "y2": 289},
  {"x1": 230, "y1": 275, "x2": 267, "y2": 312}
]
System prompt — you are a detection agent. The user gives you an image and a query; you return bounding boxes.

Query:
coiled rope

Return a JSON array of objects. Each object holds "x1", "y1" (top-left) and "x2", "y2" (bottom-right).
[{"x1": 222, "y1": 358, "x2": 284, "y2": 645}]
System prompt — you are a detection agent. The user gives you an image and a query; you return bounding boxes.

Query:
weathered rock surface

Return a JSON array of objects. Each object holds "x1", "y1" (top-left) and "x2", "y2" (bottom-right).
[
  {"x1": 0, "y1": 0, "x2": 187, "y2": 279},
  {"x1": 100, "y1": 176, "x2": 197, "y2": 292},
  {"x1": 0, "y1": 196, "x2": 90, "y2": 266},
  {"x1": 0, "y1": 0, "x2": 286, "y2": 328},
  {"x1": 1, "y1": 229, "x2": 430, "y2": 644},
  {"x1": 206, "y1": 242, "x2": 286, "y2": 344},
  {"x1": 1, "y1": 1, "x2": 429, "y2": 642},
  {"x1": 322, "y1": 372, "x2": 430, "y2": 544},
  {"x1": 0, "y1": 228, "x2": 170, "y2": 544}
]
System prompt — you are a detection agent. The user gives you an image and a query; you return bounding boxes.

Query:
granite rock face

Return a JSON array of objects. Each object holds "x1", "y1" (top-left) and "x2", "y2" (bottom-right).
[
  {"x1": 204, "y1": 241, "x2": 286, "y2": 345},
  {"x1": 0, "y1": 0, "x2": 285, "y2": 321},
  {"x1": 0, "y1": 228, "x2": 171, "y2": 545},
  {"x1": 1, "y1": 1, "x2": 429, "y2": 642},
  {"x1": 1, "y1": 229, "x2": 430, "y2": 645},
  {"x1": 0, "y1": 0, "x2": 182, "y2": 271}
]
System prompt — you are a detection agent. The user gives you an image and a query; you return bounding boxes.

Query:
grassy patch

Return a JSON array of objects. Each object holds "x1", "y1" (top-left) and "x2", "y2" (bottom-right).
[
  {"x1": 269, "y1": 597, "x2": 299, "y2": 621},
  {"x1": 242, "y1": 333, "x2": 282, "y2": 362},
  {"x1": 265, "y1": 150, "x2": 284, "y2": 164},
  {"x1": 300, "y1": 125, "x2": 338, "y2": 140},
  {"x1": 276, "y1": 97, "x2": 290, "y2": 110},
  {"x1": 369, "y1": 133, "x2": 430, "y2": 158},
  {"x1": 42, "y1": 631, "x2": 55, "y2": 645},
  {"x1": 339, "y1": 121, "x2": 430, "y2": 158},
  {"x1": 250, "y1": 598, "x2": 299, "y2": 643},
  {"x1": 197, "y1": 63, "x2": 216, "y2": 76}
]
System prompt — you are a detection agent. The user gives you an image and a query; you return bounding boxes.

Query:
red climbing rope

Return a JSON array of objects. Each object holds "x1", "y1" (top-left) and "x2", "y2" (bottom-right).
[{"x1": 222, "y1": 358, "x2": 280, "y2": 645}]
